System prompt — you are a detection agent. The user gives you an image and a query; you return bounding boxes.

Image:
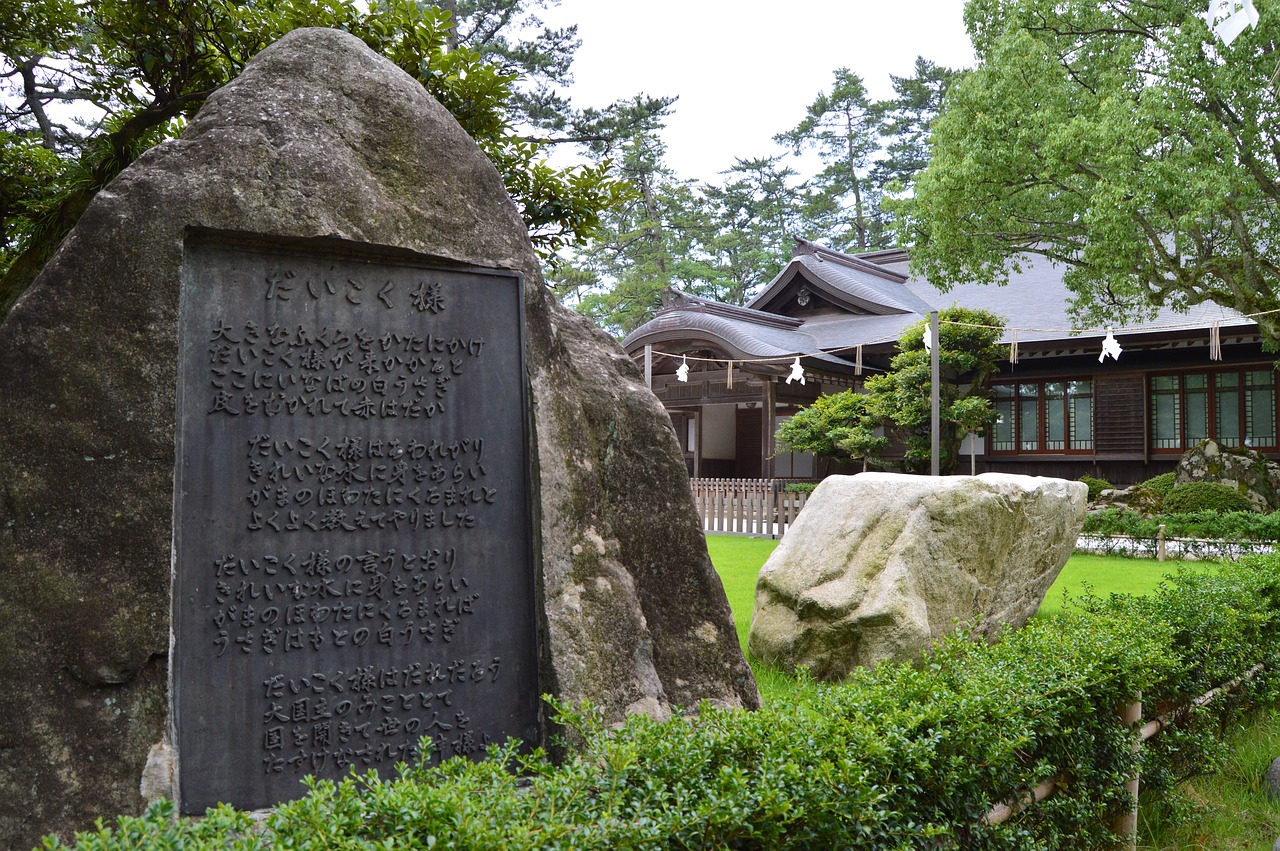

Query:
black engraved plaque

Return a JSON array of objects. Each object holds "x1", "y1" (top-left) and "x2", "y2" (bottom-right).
[{"x1": 172, "y1": 231, "x2": 539, "y2": 813}]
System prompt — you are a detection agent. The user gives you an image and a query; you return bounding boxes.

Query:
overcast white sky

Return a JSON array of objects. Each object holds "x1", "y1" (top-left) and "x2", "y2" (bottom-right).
[{"x1": 539, "y1": 0, "x2": 978, "y2": 182}]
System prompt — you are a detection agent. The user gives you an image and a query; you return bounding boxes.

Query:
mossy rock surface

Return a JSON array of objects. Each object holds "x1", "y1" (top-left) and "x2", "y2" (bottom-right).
[
  {"x1": 1175, "y1": 439, "x2": 1280, "y2": 512},
  {"x1": 0, "y1": 29, "x2": 756, "y2": 848}
]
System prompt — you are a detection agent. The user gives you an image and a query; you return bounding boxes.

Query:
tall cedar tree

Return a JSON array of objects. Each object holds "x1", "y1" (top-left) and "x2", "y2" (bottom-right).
[{"x1": 776, "y1": 68, "x2": 886, "y2": 253}]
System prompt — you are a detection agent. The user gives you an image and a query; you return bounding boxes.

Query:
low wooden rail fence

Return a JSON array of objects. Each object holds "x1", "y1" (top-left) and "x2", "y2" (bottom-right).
[
  {"x1": 1077, "y1": 530, "x2": 1275, "y2": 560},
  {"x1": 689, "y1": 478, "x2": 810, "y2": 539},
  {"x1": 983, "y1": 660, "x2": 1270, "y2": 848}
]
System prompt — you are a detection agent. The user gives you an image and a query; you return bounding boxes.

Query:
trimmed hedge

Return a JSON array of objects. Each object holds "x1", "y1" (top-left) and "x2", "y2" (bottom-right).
[
  {"x1": 1083, "y1": 508, "x2": 1280, "y2": 541},
  {"x1": 783, "y1": 482, "x2": 818, "y2": 494},
  {"x1": 1163, "y1": 481, "x2": 1255, "y2": 513},
  {"x1": 1140, "y1": 472, "x2": 1177, "y2": 499},
  {"x1": 46, "y1": 559, "x2": 1280, "y2": 850},
  {"x1": 1079, "y1": 475, "x2": 1113, "y2": 501}
]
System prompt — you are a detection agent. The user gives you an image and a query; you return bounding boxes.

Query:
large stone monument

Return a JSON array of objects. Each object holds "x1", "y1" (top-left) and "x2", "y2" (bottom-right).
[
  {"x1": 749, "y1": 473, "x2": 1086, "y2": 680},
  {"x1": 0, "y1": 28, "x2": 756, "y2": 846}
]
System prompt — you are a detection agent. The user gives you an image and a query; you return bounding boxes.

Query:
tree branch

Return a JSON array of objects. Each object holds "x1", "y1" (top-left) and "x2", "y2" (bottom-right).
[{"x1": 17, "y1": 57, "x2": 58, "y2": 149}]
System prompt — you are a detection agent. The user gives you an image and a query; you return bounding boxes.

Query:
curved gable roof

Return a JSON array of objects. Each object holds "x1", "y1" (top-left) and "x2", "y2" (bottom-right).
[
  {"x1": 622, "y1": 299, "x2": 854, "y2": 369},
  {"x1": 747, "y1": 240, "x2": 934, "y2": 317}
]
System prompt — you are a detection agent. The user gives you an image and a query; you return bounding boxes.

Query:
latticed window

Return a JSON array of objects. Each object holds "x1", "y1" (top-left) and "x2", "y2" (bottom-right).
[
  {"x1": 1149, "y1": 369, "x2": 1278, "y2": 451},
  {"x1": 990, "y1": 380, "x2": 1093, "y2": 453}
]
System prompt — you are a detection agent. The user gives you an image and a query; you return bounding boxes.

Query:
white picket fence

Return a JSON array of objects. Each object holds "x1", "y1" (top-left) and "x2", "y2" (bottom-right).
[{"x1": 690, "y1": 478, "x2": 810, "y2": 539}]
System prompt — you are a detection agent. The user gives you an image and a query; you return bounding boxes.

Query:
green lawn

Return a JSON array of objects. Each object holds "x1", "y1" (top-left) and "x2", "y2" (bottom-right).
[
  {"x1": 705, "y1": 535, "x2": 779, "y2": 652},
  {"x1": 1036, "y1": 553, "x2": 1217, "y2": 618},
  {"x1": 706, "y1": 534, "x2": 1211, "y2": 649}
]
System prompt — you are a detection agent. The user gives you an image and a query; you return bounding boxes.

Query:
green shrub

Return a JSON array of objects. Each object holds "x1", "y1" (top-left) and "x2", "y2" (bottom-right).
[
  {"x1": 1163, "y1": 481, "x2": 1255, "y2": 513},
  {"x1": 47, "y1": 558, "x2": 1280, "y2": 850},
  {"x1": 1140, "y1": 472, "x2": 1177, "y2": 498},
  {"x1": 1079, "y1": 475, "x2": 1113, "y2": 501},
  {"x1": 1082, "y1": 508, "x2": 1280, "y2": 540},
  {"x1": 1082, "y1": 508, "x2": 1161, "y2": 538},
  {"x1": 784, "y1": 482, "x2": 817, "y2": 494}
]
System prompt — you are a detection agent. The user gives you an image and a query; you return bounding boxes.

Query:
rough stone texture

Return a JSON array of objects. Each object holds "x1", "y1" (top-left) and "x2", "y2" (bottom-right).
[
  {"x1": 1175, "y1": 438, "x2": 1280, "y2": 512},
  {"x1": 0, "y1": 29, "x2": 756, "y2": 847},
  {"x1": 749, "y1": 472, "x2": 1087, "y2": 680},
  {"x1": 138, "y1": 743, "x2": 175, "y2": 806},
  {"x1": 1267, "y1": 756, "x2": 1280, "y2": 803},
  {"x1": 1092, "y1": 485, "x2": 1164, "y2": 515}
]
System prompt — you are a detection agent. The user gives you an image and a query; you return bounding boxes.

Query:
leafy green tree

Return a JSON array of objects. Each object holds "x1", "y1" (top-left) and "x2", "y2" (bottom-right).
[
  {"x1": 903, "y1": 0, "x2": 1280, "y2": 345},
  {"x1": 442, "y1": 0, "x2": 581, "y2": 130},
  {"x1": 0, "y1": 0, "x2": 628, "y2": 319},
  {"x1": 776, "y1": 67, "x2": 887, "y2": 253},
  {"x1": 778, "y1": 307, "x2": 1006, "y2": 475},
  {"x1": 775, "y1": 390, "x2": 886, "y2": 472},
  {"x1": 866, "y1": 307, "x2": 1005, "y2": 474}
]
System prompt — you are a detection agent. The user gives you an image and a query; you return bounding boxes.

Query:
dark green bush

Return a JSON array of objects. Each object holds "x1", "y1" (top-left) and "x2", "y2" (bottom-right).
[
  {"x1": 1163, "y1": 481, "x2": 1255, "y2": 513},
  {"x1": 1140, "y1": 472, "x2": 1177, "y2": 498},
  {"x1": 784, "y1": 481, "x2": 817, "y2": 494},
  {"x1": 1079, "y1": 475, "x2": 1114, "y2": 501},
  {"x1": 47, "y1": 558, "x2": 1280, "y2": 850},
  {"x1": 1082, "y1": 508, "x2": 1280, "y2": 541}
]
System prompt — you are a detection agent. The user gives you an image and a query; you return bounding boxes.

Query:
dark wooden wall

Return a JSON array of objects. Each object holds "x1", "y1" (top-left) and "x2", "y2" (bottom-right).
[{"x1": 1094, "y1": 374, "x2": 1146, "y2": 459}]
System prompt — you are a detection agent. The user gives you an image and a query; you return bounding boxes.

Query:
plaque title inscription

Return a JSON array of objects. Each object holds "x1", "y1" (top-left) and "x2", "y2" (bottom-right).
[{"x1": 172, "y1": 233, "x2": 538, "y2": 813}]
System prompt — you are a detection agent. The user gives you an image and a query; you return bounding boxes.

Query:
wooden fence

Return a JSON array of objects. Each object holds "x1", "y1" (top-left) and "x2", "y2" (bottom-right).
[
  {"x1": 689, "y1": 478, "x2": 810, "y2": 539},
  {"x1": 982, "y1": 660, "x2": 1269, "y2": 848}
]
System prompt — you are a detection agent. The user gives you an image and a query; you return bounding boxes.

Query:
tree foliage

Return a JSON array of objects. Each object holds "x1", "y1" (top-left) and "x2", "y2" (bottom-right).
[
  {"x1": 551, "y1": 57, "x2": 964, "y2": 336},
  {"x1": 775, "y1": 390, "x2": 886, "y2": 472},
  {"x1": 700, "y1": 156, "x2": 808, "y2": 306},
  {"x1": 903, "y1": 0, "x2": 1280, "y2": 345},
  {"x1": 552, "y1": 130, "x2": 809, "y2": 335},
  {"x1": 871, "y1": 56, "x2": 964, "y2": 198},
  {"x1": 776, "y1": 67, "x2": 885, "y2": 253},
  {"x1": 0, "y1": 0, "x2": 631, "y2": 319},
  {"x1": 777, "y1": 307, "x2": 1006, "y2": 475}
]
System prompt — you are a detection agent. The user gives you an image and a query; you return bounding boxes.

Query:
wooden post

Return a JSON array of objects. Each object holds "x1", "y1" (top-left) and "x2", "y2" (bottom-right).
[
  {"x1": 693, "y1": 407, "x2": 702, "y2": 479},
  {"x1": 762, "y1": 379, "x2": 777, "y2": 480},
  {"x1": 930, "y1": 310, "x2": 940, "y2": 477},
  {"x1": 644, "y1": 344, "x2": 652, "y2": 389},
  {"x1": 1113, "y1": 695, "x2": 1141, "y2": 850},
  {"x1": 1157, "y1": 524, "x2": 1166, "y2": 562}
]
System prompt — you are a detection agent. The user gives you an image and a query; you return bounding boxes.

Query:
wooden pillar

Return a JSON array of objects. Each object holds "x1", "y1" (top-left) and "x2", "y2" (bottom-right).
[
  {"x1": 644, "y1": 344, "x2": 653, "y2": 389},
  {"x1": 1112, "y1": 695, "x2": 1141, "y2": 850},
  {"x1": 762, "y1": 378, "x2": 777, "y2": 480},
  {"x1": 930, "y1": 310, "x2": 940, "y2": 477},
  {"x1": 693, "y1": 407, "x2": 703, "y2": 479}
]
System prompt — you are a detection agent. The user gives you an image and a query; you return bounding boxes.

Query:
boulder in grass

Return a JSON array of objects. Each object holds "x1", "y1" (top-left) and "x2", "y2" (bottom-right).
[{"x1": 749, "y1": 472, "x2": 1087, "y2": 680}]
